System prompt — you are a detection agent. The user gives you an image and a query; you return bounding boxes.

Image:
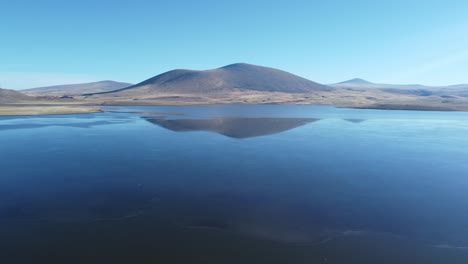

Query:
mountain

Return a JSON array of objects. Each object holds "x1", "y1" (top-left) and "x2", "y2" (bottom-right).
[
  {"x1": 332, "y1": 79, "x2": 426, "y2": 90},
  {"x1": 77, "y1": 64, "x2": 468, "y2": 110},
  {"x1": 331, "y1": 79, "x2": 468, "y2": 98},
  {"x1": 0, "y1": 88, "x2": 35, "y2": 103},
  {"x1": 90, "y1": 63, "x2": 332, "y2": 97},
  {"x1": 22, "y1": 81, "x2": 132, "y2": 96},
  {"x1": 448, "y1": 84, "x2": 468, "y2": 89},
  {"x1": 337, "y1": 78, "x2": 373, "y2": 85}
]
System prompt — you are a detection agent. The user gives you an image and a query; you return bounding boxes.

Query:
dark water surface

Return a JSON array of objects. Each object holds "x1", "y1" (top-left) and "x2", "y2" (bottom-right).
[{"x1": 1, "y1": 105, "x2": 468, "y2": 263}]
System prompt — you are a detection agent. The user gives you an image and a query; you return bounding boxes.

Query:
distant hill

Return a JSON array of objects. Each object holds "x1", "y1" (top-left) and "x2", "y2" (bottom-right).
[
  {"x1": 22, "y1": 81, "x2": 132, "y2": 96},
  {"x1": 75, "y1": 65, "x2": 468, "y2": 110},
  {"x1": 336, "y1": 78, "x2": 373, "y2": 85},
  {"x1": 90, "y1": 63, "x2": 332, "y2": 97},
  {"x1": 7, "y1": 63, "x2": 466, "y2": 111},
  {"x1": 331, "y1": 79, "x2": 468, "y2": 98},
  {"x1": 332, "y1": 79, "x2": 425, "y2": 90},
  {"x1": 0, "y1": 88, "x2": 35, "y2": 103}
]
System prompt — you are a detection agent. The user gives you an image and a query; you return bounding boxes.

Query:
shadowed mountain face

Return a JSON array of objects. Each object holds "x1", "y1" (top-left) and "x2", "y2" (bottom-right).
[
  {"x1": 0, "y1": 88, "x2": 34, "y2": 103},
  {"x1": 144, "y1": 117, "x2": 318, "y2": 138},
  {"x1": 22, "y1": 81, "x2": 132, "y2": 96},
  {"x1": 94, "y1": 63, "x2": 332, "y2": 96}
]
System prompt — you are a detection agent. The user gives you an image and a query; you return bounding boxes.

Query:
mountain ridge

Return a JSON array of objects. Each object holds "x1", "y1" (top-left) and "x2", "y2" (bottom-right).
[
  {"x1": 336, "y1": 78, "x2": 373, "y2": 85},
  {"x1": 0, "y1": 88, "x2": 36, "y2": 103},
  {"x1": 4, "y1": 63, "x2": 468, "y2": 111},
  {"x1": 22, "y1": 81, "x2": 132, "y2": 96},
  {"x1": 88, "y1": 63, "x2": 333, "y2": 97}
]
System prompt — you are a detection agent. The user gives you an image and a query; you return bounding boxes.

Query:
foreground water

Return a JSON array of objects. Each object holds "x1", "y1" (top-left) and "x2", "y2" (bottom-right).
[{"x1": 1, "y1": 105, "x2": 468, "y2": 263}]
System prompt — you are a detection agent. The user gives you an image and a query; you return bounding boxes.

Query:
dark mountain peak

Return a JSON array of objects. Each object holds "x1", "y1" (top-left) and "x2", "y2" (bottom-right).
[
  {"x1": 338, "y1": 78, "x2": 373, "y2": 85},
  {"x1": 163, "y1": 69, "x2": 199, "y2": 76},
  {"x1": 219, "y1": 63, "x2": 289, "y2": 74},
  {"x1": 220, "y1": 63, "x2": 259, "y2": 69},
  {"x1": 137, "y1": 69, "x2": 199, "y2": 86}
]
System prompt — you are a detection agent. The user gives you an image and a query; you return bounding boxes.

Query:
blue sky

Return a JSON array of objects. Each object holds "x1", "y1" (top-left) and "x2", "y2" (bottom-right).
[{"x1": 1, "y1": 0, "x2": 468, "y2": 89}]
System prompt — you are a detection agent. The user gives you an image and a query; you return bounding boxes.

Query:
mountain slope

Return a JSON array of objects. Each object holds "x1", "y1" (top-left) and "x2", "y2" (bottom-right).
[
  {"x1": 22, "y1": 81, "x2": 132, "y2": 96},
  {"x1": 0, "y1": 88, "x2": 35, "y2": 103},
  {"x1": 91, "y1": 63, "x2": 332, "y2": 97}
]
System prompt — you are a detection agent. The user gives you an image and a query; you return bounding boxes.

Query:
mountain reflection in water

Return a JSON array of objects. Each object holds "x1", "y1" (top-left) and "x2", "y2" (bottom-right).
[{"x1": 143, "y1": 117, "x2": 319, "y2": 138}]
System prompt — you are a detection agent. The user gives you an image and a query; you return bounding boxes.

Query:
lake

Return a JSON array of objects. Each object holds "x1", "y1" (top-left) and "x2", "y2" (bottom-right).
[{"x1": 1, "y1": 105, "x2": 468, "y2": 263}]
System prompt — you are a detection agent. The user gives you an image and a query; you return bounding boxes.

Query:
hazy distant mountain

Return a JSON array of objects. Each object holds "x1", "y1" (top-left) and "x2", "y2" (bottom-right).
[
  {"x1": 22, "y1": 81, "x2": 132, "y2": 96},
  {"x1": 0, "y1": 88, "x2": 35, "y2": 103},
  {"x1": 331, "y1": 79, "x2": 468, "y2": 98},
  {"x1": 336, "y1": 78, "x2": 373, "y2": 85},
  {"x1": 329, "y1": 78, "x2": 426, "y2": 89},
  {"x1": 332, "y1": 79, "x2": 425, "y2": 90},
  {"x1": 447, "y1": 84, "x2": 468, "y2": 89},
  {"x1": 331, "y1": 78, "x2": 468, "y2": 90},
  {"x1": 91, "y1": 63, "x2": 332, "y2": 97}
]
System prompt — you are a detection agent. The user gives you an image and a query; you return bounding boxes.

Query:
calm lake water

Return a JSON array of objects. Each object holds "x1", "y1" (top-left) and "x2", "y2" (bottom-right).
[{"x1": 1, "y1": 105, "x2": 468, "y2": 263}]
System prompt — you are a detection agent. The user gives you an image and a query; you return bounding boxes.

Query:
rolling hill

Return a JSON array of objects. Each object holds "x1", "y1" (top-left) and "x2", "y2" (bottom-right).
[
  {"x1": 0, "y1": 88, "x2": 36, "y2": 103},
  {"x1": 4, "y1": 63, "x2": 468, "y2": 111},
  {"x1": 331, "y1": 79, "x2": 468, "y2": 98},
  {"x1": 90, "y1": 63, "x2": 332, "y2": 97},
  {"x1": 22, "y1": 81, "x2": 132, "y2": 96}
]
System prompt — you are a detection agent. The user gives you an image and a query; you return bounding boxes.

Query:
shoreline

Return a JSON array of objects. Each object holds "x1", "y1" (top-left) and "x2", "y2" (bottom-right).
[
  {"x1": 0, "y1": 102, "x2": 465, "y2": 117},
  {"x1": 0, "y1": 105, "x2": 102, "y2": 116},
  {"x1": 95, "y1": 102, "x2": 468, "y2": 112}
]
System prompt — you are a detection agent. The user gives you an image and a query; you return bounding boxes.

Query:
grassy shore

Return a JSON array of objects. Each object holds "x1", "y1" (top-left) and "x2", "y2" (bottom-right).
[{"x1": 0, "y1": 105, "x2": 102, "y2": 116}]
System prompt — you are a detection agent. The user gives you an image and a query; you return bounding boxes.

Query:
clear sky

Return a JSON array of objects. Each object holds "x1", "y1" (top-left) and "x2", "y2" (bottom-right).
[{"x1": 1, "y1": 0, "x2": 468, "y2": 89}]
